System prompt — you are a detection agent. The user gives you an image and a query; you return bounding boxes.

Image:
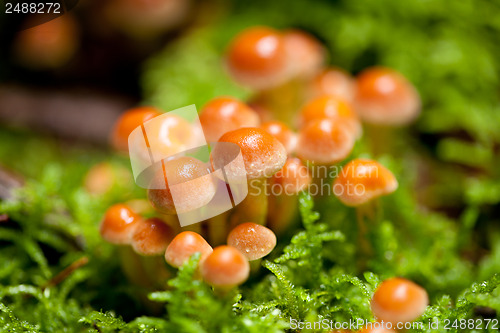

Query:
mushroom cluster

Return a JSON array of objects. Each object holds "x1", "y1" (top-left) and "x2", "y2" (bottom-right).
[{"x1": 95, "y1": 25, "x2": 419, "y2": 291}]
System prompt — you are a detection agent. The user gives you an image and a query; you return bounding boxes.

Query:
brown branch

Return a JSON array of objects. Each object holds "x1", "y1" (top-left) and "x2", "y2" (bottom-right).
[{"x1": 41, "y1": 256, "x2": 89, "y2": 290}]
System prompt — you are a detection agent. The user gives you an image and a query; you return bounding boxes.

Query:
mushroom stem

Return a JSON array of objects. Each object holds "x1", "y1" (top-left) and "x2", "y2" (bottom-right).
[
  {"x1": 207, "y1": 212, "x2": 230, "y2": 246},
  {"x1": 118, "y1": 246, "x2": 152, "y2": 287},
  {"x1": 364, "y1": 124, "x2": 400, "y2": 157},
  {"x1": 267, "y1": 194, "x2": 299, "y2": 235},
  {"x1": 230, "y1": 178, "x2": 268, "y2": 228}
]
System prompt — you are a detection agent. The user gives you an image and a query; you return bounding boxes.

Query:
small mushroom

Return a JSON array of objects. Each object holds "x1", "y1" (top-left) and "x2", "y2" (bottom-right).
[
  {"x1": 227, "y1": 222, "x2": 276, "y2": 261},
  {"x1": 148, "y1": 156, "x2": 217, "y2": 215},
  {"x1": 164, "y1": 231, "x2": 213, "y2": 268},
  {"x1": 333, "y1": 158, "x2": 398, "y2": 207},
  {"x1": 100, "y1": 204, "x2": 140, "y2": 245},
  {"x1": 296, "y1": 118, "x2": 356, "y2": 165},
  {"x1": 131, "y1": 217, "x2": 175, "y2": 256},
  {"x1": 307, "y1": 67, "x2": 356, "y2": 102},
  {"x1": 111, "y1": 106, "x2": 161, "y2": 152},
  {"x1": 261, "y1": 120, "x2": 297, "y2": 154},
  {"x1": 298, "y1": 95, "x2": 362, "y2": 138},
  {"x1": 283, "y1": 29, "x2": 326, "y2": 79},
  {"x1": 199, "y1": 96, "x2": 260, "y2": 142},
  {"x1": 226, "y1": 26, "x2": 290, "y2": 90},
  {"x1": 200, "y1": 245, "x2": 250, "y2": 288},
  {"x1": 371, "y1": 277, "x2": 429, "y2": 325},
  {"x1": 212, "y1": 127, "x2": 287, "y2": 225},
  {"x1": 354, "y1": 67, "x2": 420, "y2": 126}
]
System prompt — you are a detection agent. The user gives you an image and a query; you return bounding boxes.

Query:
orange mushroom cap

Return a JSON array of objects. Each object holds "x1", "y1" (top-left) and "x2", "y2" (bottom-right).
[
  {"x1": 227, "y1": 222, "x2": 277, "y2": 261},
  {"x1": 201, "y1": 245, "x2": 250, "y2": 288},
  {"x1": 14, "y1": 15, "x2": 79, "y2": 69},
  {"x1": 308, "y1": 67, "x2": 356, "y2": 102},
  {"x1": 371, "y1": 277, "x2": 429, "y2": 324},
  {"x1": 333, "y1": 158, "x2": 398, "y2": 206},
  {"x1": 148, "y1": 156, "x2": 217, "y2": 215},
  {"x1": 296, "y1": 118, "x2": 355, "y2": 165},
  {"x1": 111, "y1": 106, "x2": 161, "y2": 151},
  {"x1": 199, "y1": 96, "x2": 260, "y2": 142},
  {"x1": 214, "y1": 127, "x2": 287, "y2": 179},
  {"x1": 164, "y1": 231, "x2": 213, "y2": 268},
  {"x1": 226, "y1": 26, "x2": 290, "y2": 89},
  {"x1": 298, "y1": 95, "x2": 362, "y2": 138},
  {"x1": 355, "y1": 67, "x2": 420, "y2": 126},
  {"x1": 131, "y1": 217, "x2": 175, "y2": 256},
  {"x1": 271, "y1": 157, "x2": 311, "y2": 195},
  {"x1": 100, "y1": 204, "x2": 140, "y2": 244},
  {"x1": 261, "y1": 120, "x2": 297, "y2": 154},
  {"x1": 283, "y1": 29, "x2": 325, "y2": 78}
]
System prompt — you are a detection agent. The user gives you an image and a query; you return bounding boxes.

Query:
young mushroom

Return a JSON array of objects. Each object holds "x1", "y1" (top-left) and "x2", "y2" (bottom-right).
[
  {"x1": 100, "y1": 204, "x2": 141, "y2": 245},
  {"x1": 307, "y1": 67, "x2": 356, "y2": 102},
  {"x1": 164, "y1": 231, "x2": 213, "y2": 268},
  {"x1": 298, "y1": 95, "x2": 362, "y2": 138},
  {"x1": 354, "y1": 67, "x2": 420, "y2": 126},
  {"x1": 147, "y1": 156, "x2": 217, "y2": 215},
  {"x1": 199, "y1": 96, "x2": 260, "y2": 142},
  {"x1": 283, "y1": 29, "x2": 326, "y2": 79},
  {"x1": 227, "y1": 222, "x2": 276, "y2": 261},
  {"x1": 371, "y1": 277, "x2": 429, "y2": 325},
  {"x1": 200, "y1": 245, "x2": 250, "y2": 289},
  {"x1": 111, "y1": 106, "x2": 161, "y2": 152},
  {"x1": 131, "y1": 217, "x2": 175, "y2": 256},
  {"x1": 268, "y1": 158, "x2": 312, "y2": 234},
  {"x1": 212, "y1": 127, "x2": 287, "y2": 226},
  {"x1": 261, "y1": 120, "x2": 297, "y2": 154},
  {"x1": 226, "y1": 26, "x2": 290, "y2": 90},
  {"x1": 333, "y1": 159, "x2": 398, "y2": 207},
  {"x1": 296, "y1": 118, "x2": 356, "y2": 165}
]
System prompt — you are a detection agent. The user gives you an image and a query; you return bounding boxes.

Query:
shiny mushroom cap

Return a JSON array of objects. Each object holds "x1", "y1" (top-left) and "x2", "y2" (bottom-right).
[
  {"x1": 199, "y1": 96, "x2": 260, "y2": 142},
  {"x1": 298, "y1": 95, "x2": 362, "y2": 138},
  {"x1": 296, "y1": 118, "x2": 355, "y2": 165},
  {"x1": 214, "y1": 127, "x2": 287, "y2": 179},
  {"x1": 100, "y1": 204, "x2": 140, "y2": 245},
  {"x1": 164, "y1": 231, "x2": 213, "y2": 268},
  {"x1": 355, "y1": 67, "x2": 421, "y2": 126},
  {"x1": 201, "y1": 245, "x2": 250, "y2": 288},
  {"x1": 226, "y1": 26, "x2": 290, "y2": 90},
  {"x1": 227, "y1": 222, "x2": 277, "y2": 261},
  {"x1": 333, "y1": 158, "x2": 398, "y2": 206},
  {"x1": 271, "y1": 158, "x2": 311, "y2": 195},
  {"x1": 283, "y1": 29, "x2": 325, "y2": 78},
  {"x1": 371, "y1": 277, "x2": 429, "y2": 324},
  {"x1": 131, "y1": 217, "x2": 175, "y2": 256},
  {"x1": 261, "y1": 120, "x2": 297, "y2": 154},
  {"x1": 148, "y1": 156, "x2": 216, "y2": 214},
  {"x1": 111, "y1": 106, "x2": 161, "y2": 152}
]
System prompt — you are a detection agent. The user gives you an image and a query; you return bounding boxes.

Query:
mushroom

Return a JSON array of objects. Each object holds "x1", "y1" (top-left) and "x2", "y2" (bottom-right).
[
  {"x1": 333, "y1": 159, "x2": 398, "y2": 207},
  {"x1": 261, "y1": 120, "x2": 298, "y2": 154},
  {"x1": 307, "y1": 67, "x2": 356, "y2": 102},
  {"x1": 267, "y1": 158, "x2": 312, "y2": 234},
  {"x1": 298, "y1": 95, "x2": 362, "y2": 138},
  {"x1": 354, "y1": 67, "x2": 420, "y2": 126},
  {"x1": 100, "y1": 204, "x2": 140, "y2": 245},
  {"x1": 226, "y1": 26, "x2": 290, "y2": 90},
  {"x1": 164, "y1": 231, "x2": 213, "y2": 268},
  {"x1": 199, "y1": 96, "x2": 260, "y2": 142},
  {"x1": 283, "y1": 29, "x2": 326, "y2": 79},
  {"x1": 84, "y1": 162, "x2": 133, "y2": 195},
  {"x1": 227, "y1": 222, "x2": 276, "y2": 261},
  {"x1": 333, "y1": 158, "x2": 398, "y2": 265},
  {"x1": 111, "y1": 106, "x2": 161, "y2": 152},
  {"x1": 371, "y1": 277, "x2": 429, "y2": 325},
  {"x1": 296, "y1": 118, "x2": 356, "y2": 165},
  {"x1": 147, "y1": 156, "x2": 217, "y2": 215},
  {"x1": 212, "y1": 127, "x2": 287, "y2": 226},
  {"x1": 200, "y1": 245, "x2": 250, "y2": 289},
  {"x1": 131, "y1": 217, "x2": 175, "y2": 256},
  {"x1": 14, "y1": 15, "x2": 79, "y2": 69}
]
